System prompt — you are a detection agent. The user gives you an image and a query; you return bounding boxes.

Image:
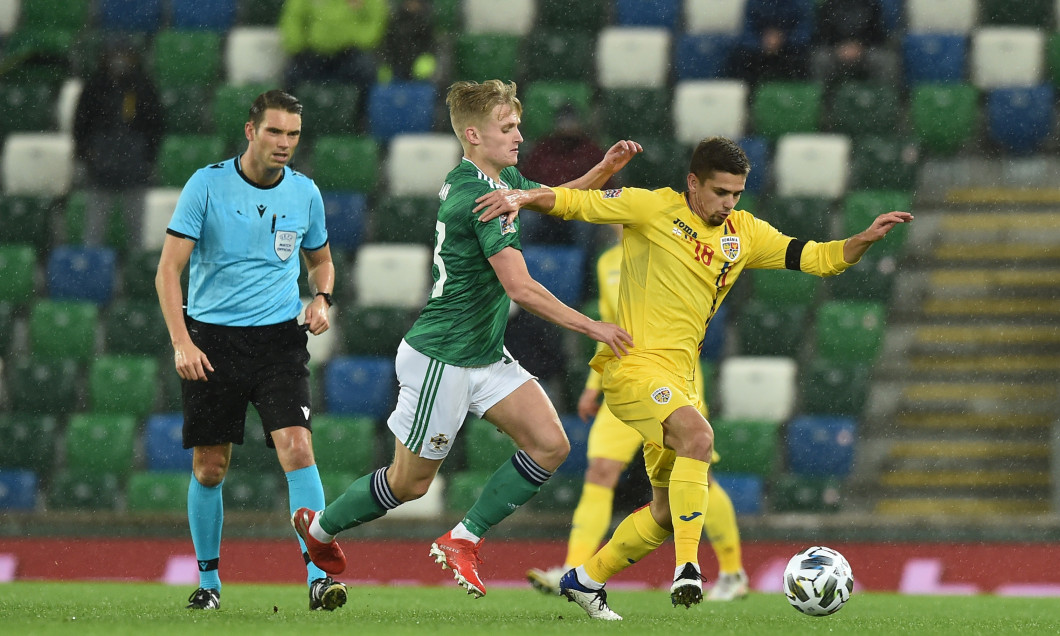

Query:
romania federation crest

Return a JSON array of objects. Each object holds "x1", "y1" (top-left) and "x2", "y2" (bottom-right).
[
  {"x1": 720, "y1": 235, "x2": 741, "y2": 261},
  {"x1": 651, "y1": 387, "x2": 672, "y2": 405}
]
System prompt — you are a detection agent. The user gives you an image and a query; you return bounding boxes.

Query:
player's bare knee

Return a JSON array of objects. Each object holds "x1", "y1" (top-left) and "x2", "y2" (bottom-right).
[
  {"x1": 388, "y1": 474, "x2": 432, "y2": 502},
  {"x1": 193, "y1": 465, "x2": 225, "y2": 487}
]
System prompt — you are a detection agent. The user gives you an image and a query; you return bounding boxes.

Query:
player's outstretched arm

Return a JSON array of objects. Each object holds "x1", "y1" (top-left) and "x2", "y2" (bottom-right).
[
  {"x1": 557, "y1": 139, "x2": 643, "y2": 190},
  {"x1": 474, "y1": 187, "x2": 555, "y2": 222},
  {"x1": 843, "y1": 210, "x2": 914, "y2": 263}
]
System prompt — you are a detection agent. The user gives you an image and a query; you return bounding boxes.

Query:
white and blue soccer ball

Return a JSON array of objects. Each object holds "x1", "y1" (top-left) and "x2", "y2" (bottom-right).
[{"x1": 783, "y1": 546, "x2": 854, "y2": 616}]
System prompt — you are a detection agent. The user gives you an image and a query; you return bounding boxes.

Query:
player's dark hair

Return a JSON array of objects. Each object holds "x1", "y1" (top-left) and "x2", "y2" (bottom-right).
[
  {"x1": 248, "y1": 90, "x2": 302, "y2": 128},
  {"x1": 689, "y1": 136, "x2": 751, "y2": 181}
]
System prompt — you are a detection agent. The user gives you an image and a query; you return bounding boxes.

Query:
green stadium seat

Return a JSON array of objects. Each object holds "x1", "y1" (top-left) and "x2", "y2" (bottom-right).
[
  {"x1": 524, "y1": 31, "x2": 596, "y2": 82},
  {"x1": 537, "y1": 0, "x2": 609, "y2": 32},
  {"x1": 737, "y1": 299, "x2": 810, "y2": 357},
  {"x1": 766, "y1": 197, "x2": 833, "y2": 240},
  {"x1": 0, "y1": 301, "x2": 13, "y2": 354},
  {"x1": 0, "y1": 244, "x2": 36, "y2": 305},
  {"x1": 295, "y1": 83, "x2": 361, "y2": 139},
  {"x1": 826, "y1": 249, "x2": 898, "y2": 302},
  {"x1": 464, "y1": 418, "x2": 516, "y2": 472},
  {"x1": 158, "y1": 361, "x2": 184, "y2": 411},
  {"x1": 710, "y1": 418, "x2": 781, "y2": 477},
  {"x1": 445, "y1": 470, "x2": 490, "y2": 513},
  {"x1": 828, "y1": 82, "x2": 901, "y2": 137},
  {"x1": 2, "y1": 29, "x2": 75, "y2": 85},
  {"x1": 157, "y1": 134, "x2": 226, "y2": 188},
  {"x1": 212, "y1": 83, "x2": 272, "y2": 152},
  {"x1": 88, "y1": 355, "x2": 160, "y2": 417},
  {"x1": 0, "y1": 196, "x2": 54, "y2": 255},
  {"x1": 122, "y1": 250, "x2": 164, "y2": 300},
  {"x1": 769, "y1": 473, "x2": 842, "y2": 513},
  {"x1": 48, "y1": 470, "x2": 121, "y2": 510},
  {"x1": 310, "y1": 135, "x2": 379, "y2": 192},
  {"x1": 620, "y1": 136, "x2": 689, "y2": 191},
  {"x1": 61, "y1": 190, "x2": 130, "y2": 248},
  {"x1": 223, "y1": 470, "x2": 282, "y2": 511},
  {"x1": 842, "y1": 190, "x2": 913, "y2": 256},
  {"x1": 64, "y1": 413, "x2": 138, "y2": 479},
  {"x1": 340, "y1": 305, "x2": 415, "y2": 356},
  {"x1": 1048, "y1": 35, "x2": 1060, "y2": 88},
  {"x1": 454, "y1": 33, "x2": 520, "y2": 82},
  {"x1": 159, "y1": 84, "x2": 214, "y2": 134},
  {"x1": 910, "y1": 83, "x2": 978, "y2": 155},
  {"x1": 850, "y1": 136, "x2": 918, "y2": 190},
  {"x1": 751, "y1": 81, "x2": 823, "y2": 140},
  {"x1": 151, "y1": 30, "x2": 222, "y2": 85},
  {"x1": 104, "y1": 299, "x2": 168, "y2": 356},
  {"x1": 0, "y1": 82, "x2": 58, "y2": 137},
  {"x1": 236, "y1": 0, "x2": 285, "y2": 25},
  {"x1": 519, "y1": 81, "x2": 593, "y2": 141},
  {"x1": 5, "y1": 356, "x2": 80, "y2": 415},
  {"x1": 126, "y1": 471, "x2": 188, "y2": 513},
  {"x1": 0, "y1": 413, "x2": 60, "y2": 475},
  {"x1": 312, "y1": 415, "x2": 377, "y2": 475},
  {"x1": 28, "y1": 299, "x2": 98, "y2": 362},
  {"x1": 432, "y1": 0, "x2": 461, "y2": 33},
  {"x1": 815, "y1": 300, "x2": 887, "y2": 363},
  {"x1": 979, "y1": 0, "x2": 1052, "y2": 25},
  {"x1": 369, "y1": 196, "x2": 437, "y2": 245},
  {"x1": 801, "y1": 358, "x2": 872, "y2": 416},
  {"x1": 751, "y1": 269, "x2": 820, "y2": 308},
  {"x1": 20, "y1": 0, "x2": 89, "y2": 30},
  {"x1": 319, "y1": 471, "x2": 360, "y2": 502},
  {"x1": 530, "y1": 474, "x2": 581, "y2": 512},
  {"x1": 600, "y1": 88, "x2": 672, "y2": 140}
]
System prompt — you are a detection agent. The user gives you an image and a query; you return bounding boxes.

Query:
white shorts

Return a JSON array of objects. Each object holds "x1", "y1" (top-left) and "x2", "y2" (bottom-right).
[{"x1": 387, "y1": 339, "x2": 536, "y2": 460}]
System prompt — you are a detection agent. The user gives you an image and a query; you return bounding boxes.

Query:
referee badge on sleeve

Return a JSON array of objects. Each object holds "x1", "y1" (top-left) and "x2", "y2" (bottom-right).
[{"x1": 275, "y1": 230, "x2": 297, "y2": 260}]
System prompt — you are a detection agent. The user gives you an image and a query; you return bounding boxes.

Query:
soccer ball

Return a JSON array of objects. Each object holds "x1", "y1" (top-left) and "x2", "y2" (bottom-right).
[{"x1": 783, "y1": 546, "x2": 853, "y2": 616}]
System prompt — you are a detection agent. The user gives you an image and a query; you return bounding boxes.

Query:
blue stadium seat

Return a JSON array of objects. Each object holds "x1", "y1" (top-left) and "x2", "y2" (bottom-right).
[
  {"x1": 557, "y1": 414, "x2": 589, "y2": 477},
  {"x1": 522, "y1": 245, "x2": 586, "y2": 307},
  {"x1": 614, "y1": 0, "x2": 680, "y2": 29},
  {"x1": 786, "y1": 415, "x2": 857, "y2": 477},
  {"x1": 171, "y1": 0, "x2": 237, "y2": 30},
  {"x1": 144, "y1": 413, "x2": 192, "y2": 472},
  {"x1": 700, "y1": 303, "x2": 728, "y2": 362},
  {"x1": 0, "y1": 469, "x2": 38, "y2": 510},
  {"x1": 46, "y1": 245, "x2": 117, "y2": 304},
  {"x1": 320, "y1": 191, "x2": 367, "y2": 252},
  {"x1": 986, "y1": 85, "x2": 1055, "y2": 155},
  {"x1": 674, "y1": 34, "x2": 736, "y2": 80},
  {"x1": 710, "y1": 472, "x2": 763, "y2": 514},
  {"x1": 97, "y1": 0, "x2": 164, "y2": 31},
  {"x1": 902, "y1": 34, "x2": 967, "y2": 85},
  {"x1": 323, "y1": 356, "x2": 395, "y2": 419},
  {"x1": 367, "y1": 82, "x2": 436, "y2": 142},
  {"x1": 738, "y1": 135, "x2": 769, "y2": 193}
]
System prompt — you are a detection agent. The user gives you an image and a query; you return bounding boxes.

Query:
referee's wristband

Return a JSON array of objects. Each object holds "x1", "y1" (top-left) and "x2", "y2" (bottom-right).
[{"x1": 315, "y1": 292, "x2": 334, "y2": 307}]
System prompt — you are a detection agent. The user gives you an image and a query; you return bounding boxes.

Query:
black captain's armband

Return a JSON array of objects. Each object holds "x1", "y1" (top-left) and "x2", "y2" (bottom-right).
[{"x1": 785, "y1": 239, "x2": 806, "y2": 271}]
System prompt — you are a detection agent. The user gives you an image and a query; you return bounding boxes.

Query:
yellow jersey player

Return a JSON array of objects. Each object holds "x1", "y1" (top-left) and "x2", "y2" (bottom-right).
[{"x1": 476, "y1": 136, "x2": 912, "y2": 619}]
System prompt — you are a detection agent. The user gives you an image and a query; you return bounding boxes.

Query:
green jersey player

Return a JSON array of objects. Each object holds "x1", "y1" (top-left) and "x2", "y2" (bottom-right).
[{"x1": 293, "y1": 80, "x2": 641, "y2": 598}]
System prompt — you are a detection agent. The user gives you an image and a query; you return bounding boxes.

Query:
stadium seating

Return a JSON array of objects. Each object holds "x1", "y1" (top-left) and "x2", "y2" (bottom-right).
[
  {"x1": 0, "y1": 469, "x2": 37, "y2": 510},
  {"x1": 615, "y1": 0, "x2": 681, "y2": 29},
  {"x1": 1, "y1": 133, "x2": 74, "y2": 197},
  {"x1": 0, "y1": 413, "x2": 60, "y2": 476},
  {"x1": 446, "y1": 470, "x2": 490, "y2": 512},
  {"x1": 910, "y1": 83, "x2": 979, "y2": 155},
  {"x1": 310, "y1": 135, "x2": 379, "y2": 191},
  {"x1": 55, "y1": 78, "x2": 82, "y2": 133},
  {"x1": 212, "y1": 83, "x2": 272, "y2": 151},
  {"x1": 366, "y1": 81, "x2": 436, "y2": 142},
  {"x1": 320, "y1": 191, "x2": 368, "y2": 252},
  {"x1": 46, "y1": 245, "x2": 117, "y2": 305},
  {"x1": 224, "y1": 27, "x2": 285, "y2": 86},
  {"x1": 141, "y1": 188, "x2": 182, "y2": 251},
  {"x1": 383, "y1": 133, "x2": 461, "y2": 197},
  {"x1": 157, "y1": 134, "x2": 226, "y2": 188},
  {"x1": 979, "y1": 0, "x2": 1053, "y2": 26},
  {"x1": 522, "y1": 245, "x2": 586, "y2": 307},
  {"x1": 454, "y1": 33, "x2": 520, "y2": 83},
  {"x1": 801, "y1": 358, "x2": 873, "y2": 416},
  {"x1": 464, "y1": 418, "x2": 516, "y2": 472},
  {"x1": 672, "y1": 80, "x2": 748, "y2": 145},
  {"x1": 905, "y1": 0, "x2": 978, "y2": 34},
  {"x1": 717, "y1": 356, "x2": 798, "y2": 422},
  {"x1": 295, "y1": 82, "x2": 361, "y2": 139},
  {"x1": 971, "y1": 27, "x2": 1045, "y2": 90},
  {"x1": 828, "y1": 82, "x2": 901, "y2": 138},
  {"x1": 850, "y1": 136, "x2": 919, "y2": 191},
  {"x1": 765, "y1": 196, "x2": 833, "y2": 239},
  {"x1": 126, "y1": 471, "x2": 188, "y2": 512},
  {"x1": 674, "y1": 33, "x2": 737, "y2": 81},
  {"x1": 369, "y1": 195, "x2": 437, "y2": 245},
  {"x1": 5, "y1": 357, "x2": 79, "y2": 415},
  {"x1": 0, "y1": 82, "x2": 57, "y2": 138},
  {"x1": 843, "y1": 190, "x2": 913, "y2": 255},
  {"x1": 310, "y1": 414, "x2": 377, "y2": 475},
  {"x1": 97, "y1": 0, "x2": 164, "y2": 32},
  {"x1": 143, "y1": 413, "x2": 192, "y2": 472},
  {"x1": 770, "y1": 473, "x2": 842, "y2": 512},
  {"x1": 88, "y1": 355, "x2": 159, "y2": 417},
  {"x1": 737, "y1": 300, "x2": 810, "y2": 357},
  {"x1": 600, "y1": 88, "x2": 672, "y2": 140},
  {"x1": 0, "y1": 1, "x2": 16, "y2": 36},
  {"x1": 340, "y1": 305, "x2": 415, "y2": 356},
  {"x1": 826, "y1": 250, "x2": 899, "y2": 302},
  {"x1": 519, "y1": 81, "x2": 593, "y2": 141},
  {"x1": 48, "y1": 471, "x2": 121, "y2": 510},
  {"x1": 752, "y1": 268, "x2": 820, "y2": 308},
  {"x1": 595, "y1": 27, "x2": 672, "y2": 89},
  {"x1": 29, "y1": 299, "x2": 98, "y2": 362},
  {"x1": 122, "y1": 249, "x2": 163, "y2": 300},
  {"x1": 527, "y1": 31, "x2": 598, "y2": 84},
  {"x1": 171, "y1": 0, "x2": 237, "y2": 31},
  {"x1": 323, "y1": 355, "x2": 396, "y2": 419},
  {"x1": 18, "y1": 0, "x2": 88, "y2": 31},
  {"x1": 531, "y1": 474, "x2": 581, "y2": 511},
  {"x1": 710, "y1": 473, "x2": 763, "y2": 514},
  {"x1": 684, "y1": 0, "x2": 747, "y2": 35},
  {"x1": 0, "y1": 195, "x2": 52, "y2": 254},
  {"x1": 0, "y1": 244, "x2": 36, "y2": 305},
  {"x1": 64, "y1": 413, "x2": 137, "y2": 479},
  {"x1": 235, "y1": 0, "x2": 284, "y2": 25},
  {"x1": 462, "y1": 0, "x2": 536, "y2": 35},
  {"x1": 902, "y1": 33, "x2": 968, "y2": 85},
  {"x1": 621, "y1": 135, "x2": 689, "y2": 191},
  {"x1": 986, "y1": 84, "x2": 1055, "y2": 155},
  {"x1": 151, "y1": 30, "x2": 223, "y2": 85},
  {"x1": 773, "y1": 134, "x2": 851, "y2": 200},
  {"x1": 223, "y1": 470, "x2": 281, "y2": 511},
  {"x1": 752, "y1": 81, "x2": 823, "y2": 141},
  {"x1": 786, "y1": 415, "x2": 858, "y2": 477},
  {"x1": 352, "y1": 243, "x2": 432, "y2": 309},
  {"x1": 537, "y1": 0, "x2": 609, "y2": 32},
  {"x1": 158, "y1": 84, "x2": 213, "y2": 134},
  {"x1": 814, "y1": 300, "x2": 887, "y2": 363}
]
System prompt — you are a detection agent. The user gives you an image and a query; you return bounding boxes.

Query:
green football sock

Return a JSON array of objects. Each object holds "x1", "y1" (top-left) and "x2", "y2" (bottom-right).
[
  {"x1": 318, "y1": 470, "x2": 388, "y2": 535},
  {"x1": 462, "y1": 452, "x2": 549, "y2": 537}
]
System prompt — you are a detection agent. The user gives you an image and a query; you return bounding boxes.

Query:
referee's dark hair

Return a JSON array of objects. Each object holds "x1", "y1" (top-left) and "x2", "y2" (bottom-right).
[
  {"x1": 690, "y1": 136, "x2": 751, "y2": 182},
  {"x1": 248, "y1": 90, "x2": 302, "y2": 128}
]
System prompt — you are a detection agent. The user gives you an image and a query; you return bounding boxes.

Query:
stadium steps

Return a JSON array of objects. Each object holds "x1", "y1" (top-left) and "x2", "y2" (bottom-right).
[{"x1": 853, "y1": 203, "x2": 1060, "y2": 517}]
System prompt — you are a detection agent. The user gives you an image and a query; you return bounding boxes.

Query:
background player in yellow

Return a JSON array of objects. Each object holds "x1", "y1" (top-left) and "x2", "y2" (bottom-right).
[
  {"x1": 476, "y1": 136, "x2": 913, "y2": 619},
  {"x1": 526, "y1": 225, "x2": 748, "y2": 602}
]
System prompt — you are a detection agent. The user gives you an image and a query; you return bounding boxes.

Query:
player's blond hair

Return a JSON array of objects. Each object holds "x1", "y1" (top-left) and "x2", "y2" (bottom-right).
[{"x1": 445, "y1": 80, "x2": 522, "y2": 147}]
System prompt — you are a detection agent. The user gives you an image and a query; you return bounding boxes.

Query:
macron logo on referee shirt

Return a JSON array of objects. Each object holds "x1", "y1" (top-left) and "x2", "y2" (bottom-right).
[{"x1": 301, "y1": 406, "x2": 310, "y2": 420}]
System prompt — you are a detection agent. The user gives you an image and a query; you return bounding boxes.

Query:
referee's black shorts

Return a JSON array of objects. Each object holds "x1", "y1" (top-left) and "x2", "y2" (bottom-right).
[{"x1": 181, "y1": 316, "x2": 312, "y2": 449}]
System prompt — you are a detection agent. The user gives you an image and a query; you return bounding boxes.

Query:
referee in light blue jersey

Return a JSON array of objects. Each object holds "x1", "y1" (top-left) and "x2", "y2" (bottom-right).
[{"x1": 155, "y1": 89, "x2": 346, "y2": 613}]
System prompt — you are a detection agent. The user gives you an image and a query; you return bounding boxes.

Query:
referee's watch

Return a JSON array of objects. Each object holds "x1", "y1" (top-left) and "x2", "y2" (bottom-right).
[{"x1": 315, "y1": 292, "x2": 334, "y2": 307}]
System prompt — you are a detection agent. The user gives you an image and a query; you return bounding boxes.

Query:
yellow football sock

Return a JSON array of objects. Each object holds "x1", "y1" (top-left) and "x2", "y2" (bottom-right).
[
  {"x1": 583, "y1": 505, "x2": 670, "y2": 584},
  {"x1": 564, "y1": 482, "x2": 614, "y2": 568},
  {"x1": 704, "y1": 480, "x2": 743, "y2": 574},
  {"x1": 670, "y1": 456, "x2": 710, "y2": 567}
]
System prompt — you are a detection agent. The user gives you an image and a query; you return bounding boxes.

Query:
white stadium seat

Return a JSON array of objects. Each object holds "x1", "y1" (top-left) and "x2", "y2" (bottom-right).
[
  {"x1": 906, "y1": 0, "x2": 978, "y2": 34},
  {"x1": 971, "y1": 27, "x2": 1044, "y2": 90},
  {"x1": 225, "y1": 26, "x2": 286, "y2": 86},
  {"x1": 353, "y1": 243, "x2": 433, "y2": 309},
  {"x1": 140, "y1": 187, "x2": 182, "y2": 251},
  {"x1": 773, "y1": 133, "x2": 851, "y2": 199},
  {"x1": 673, "y1": 79, "x2": 748, "y2": 145},
  {"x1": 0, "y1": 0, "x2": 19, "y2": 36},
  {"x1": 1, "y1": 133, "x2": 74, "y2": 197},
  {"x1": 55, "y1": 77, "x2": 82, "y2": 133},
  {"x1": 463, "y1": 0, "x2": 536, "y2": 35},
  {"x1": 684, "y1": 0, "x2": 748, "y2": 35},
  {"x1": 299, "y1": 298, "x2": 340, "y2": 364},
  {"x1": 718, "y1": 355, "x2": 798, "y2": 422},
  {"x1": 596, "y1": 26, "x2": 672, "y2": 89},
  {"x1": 385, "y1": 133, "x2": 462, "y2": 197}
]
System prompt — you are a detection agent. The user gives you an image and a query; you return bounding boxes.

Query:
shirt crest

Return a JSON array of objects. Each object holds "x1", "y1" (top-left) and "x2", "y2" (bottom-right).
[{"x1": 720, "y1": 235, "x2": 741, "y2": 261}]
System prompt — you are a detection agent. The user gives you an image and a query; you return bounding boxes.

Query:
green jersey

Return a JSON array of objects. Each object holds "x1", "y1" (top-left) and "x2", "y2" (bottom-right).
[{"x1": 404, "y1": 158, "x2": 541, "y2": 366}]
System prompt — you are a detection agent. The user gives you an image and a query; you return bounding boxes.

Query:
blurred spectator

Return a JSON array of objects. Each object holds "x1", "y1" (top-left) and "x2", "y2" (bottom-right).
[
  {"x1": 382, "y1": 0, "x2": 437, "y2": 81},
  {"x1": 726, "y1": 0, "x2": 815, "y2": 85},
  {"x1": 72, "y1": 42, "x2": 164, "y2": 248},
  {"x1": 279, "y1": 0, "x2": 388, "y2": 114},
  {"x1": 812, "y1": 0, "x2": 896, "y2": 86}
]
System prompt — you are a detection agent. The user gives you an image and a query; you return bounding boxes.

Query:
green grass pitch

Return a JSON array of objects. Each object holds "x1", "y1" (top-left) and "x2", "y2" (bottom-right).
[{"x1": 2, "y1": 582, "x2": 1059, "y2": 635}]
